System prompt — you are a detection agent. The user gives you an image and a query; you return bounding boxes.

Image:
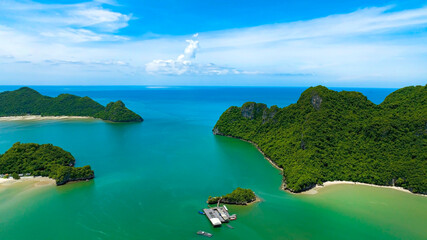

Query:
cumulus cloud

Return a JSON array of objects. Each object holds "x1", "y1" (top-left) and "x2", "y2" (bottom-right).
[
  {"x1": 146, "y1": 35, "x2": 244, "y2": 75},
  {"x1": 179, "y1": 39, "x2": 199, "y2": 60}
]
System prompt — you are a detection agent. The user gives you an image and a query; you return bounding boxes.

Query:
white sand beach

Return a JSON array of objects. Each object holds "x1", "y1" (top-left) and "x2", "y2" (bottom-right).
[
  {"x1": 0, "y1": 176, "x2": 55, "y2": 188},
  {"x1": 0, "y1": 115, "x2": 94, "y2": 121},
  {"x1": 300, "y1": 181, "x2": 422, "y2": 195}
]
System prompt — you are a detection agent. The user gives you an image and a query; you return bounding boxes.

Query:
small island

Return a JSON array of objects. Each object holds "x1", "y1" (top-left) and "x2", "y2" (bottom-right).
[
  {"x1": 0, "y1": 142, "x2": 94, "y2": 185},
  {"x1": 208, "y1": 187, "x2": 258, "y2": 205},
  {"x1": 0, "y1": 87, "x2": 143, "y2": 122},
  {"x1": 213, "y1": 85, "x2": 426, "y2": 194}
]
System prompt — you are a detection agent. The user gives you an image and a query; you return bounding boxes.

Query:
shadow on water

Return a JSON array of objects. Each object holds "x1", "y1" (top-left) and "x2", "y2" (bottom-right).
[{"x1": 54, "y1": 178, "x2": 96, "y2": 194}]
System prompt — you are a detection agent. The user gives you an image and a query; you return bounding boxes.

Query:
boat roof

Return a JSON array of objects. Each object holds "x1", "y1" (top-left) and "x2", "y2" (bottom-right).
[{"x1": 211, "y1": 218, "x2": 221, "y2": 226}]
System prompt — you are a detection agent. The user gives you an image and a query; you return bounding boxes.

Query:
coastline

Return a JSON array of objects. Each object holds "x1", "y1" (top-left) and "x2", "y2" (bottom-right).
[
  {"x1": 214, "y1": 132, "x2": 425, "y2": 197},
  {"x1": 0, "y1": 176, "x2": 55, "y2": 187},
  {"x1": 299, "y1": 181, "x2": 427, "y2": 197},
  {"x1": 0, "y1": 115, "x2": 94, "y2": 121},
  {"x1": 207, "y1": 196, "x2": 262, "y2": 206},
  {"x1": 214, "y1": 133, "x2": 283, "y2": 171},
  {"x1": 247, "y1": 196, "x2": 262, "y2": 205}
]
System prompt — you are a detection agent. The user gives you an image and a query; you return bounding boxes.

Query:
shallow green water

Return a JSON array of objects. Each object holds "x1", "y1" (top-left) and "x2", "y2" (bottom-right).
[{"x1": 0, "y1": 86, "x2": 425, "y2": 240}]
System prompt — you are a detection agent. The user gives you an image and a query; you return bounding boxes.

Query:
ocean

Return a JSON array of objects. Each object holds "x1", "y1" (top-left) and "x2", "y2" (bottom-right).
[{"x1": 0, "y1": 86, "x2": 425, "y2": 240}]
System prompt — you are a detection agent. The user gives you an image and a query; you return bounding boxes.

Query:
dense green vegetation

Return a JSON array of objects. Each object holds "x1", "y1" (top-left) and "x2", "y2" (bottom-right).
[
  {"x1": 213, "y1": 85, "x2": 427, "y2": 194},
  {"x1": 94, "y1": 100, "x2": 143, "y2": 122},
  {"x1": 0, "y1": 87, "x2": 143, "y2": 122},
  {"x1": 0, "y1": 142, "x2": 94, "y2": 185},
  {"x1": 208, "y1": 187, "x2": 257, "y2": 205}
]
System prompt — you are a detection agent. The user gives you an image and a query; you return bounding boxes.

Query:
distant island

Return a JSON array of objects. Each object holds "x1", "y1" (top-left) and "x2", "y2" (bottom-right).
[
  {"x1": 213, "y1": 85, "x2": 426, "y2": 194},
  {"x1": 0, "y1": 142, "x2": 94, "y2": 185},
  {"x1": 208, "y1": 187, "x2": 257, "y2": 205},
  {"x1": 0, "y1": 87, "x2": 143, "y2": 122}
]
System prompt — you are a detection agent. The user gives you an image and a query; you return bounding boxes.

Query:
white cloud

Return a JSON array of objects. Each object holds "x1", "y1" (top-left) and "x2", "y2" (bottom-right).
[
  {"x1": 40, "y1": 28, "x2": 128, "y2": 42},
  {"x1": 0, "y1": 0, "x2": 132, "y2": 43},
  {"x1": 66, "y1": 7, "x2": 131, "y2": 31},
  {"x1": 1, "y1": 4, "x2": 427, "y2": 86},
  {"x1": 145, "y1": 5, "x2": 427, "y2": 80},
  {"x1": 202, "y1": 6, "x2": 427, "y2": 48},
  {"x1": 146, "y1": 35, "x2": 245, "y2": 75},
  {"x1": 179, "y1": 39, "x2": 199, "y2": 60}
]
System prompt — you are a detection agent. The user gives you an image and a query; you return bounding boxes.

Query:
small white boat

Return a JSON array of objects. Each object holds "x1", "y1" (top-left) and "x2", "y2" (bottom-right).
[{"x1": 197, "y1": 231, "x2": 213, "y2": 237}]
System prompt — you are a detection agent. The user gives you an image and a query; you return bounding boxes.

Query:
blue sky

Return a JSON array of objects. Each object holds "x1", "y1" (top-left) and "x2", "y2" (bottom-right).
[{"x1": 0, "y1": 0, "x2": 426, "y2": 87}]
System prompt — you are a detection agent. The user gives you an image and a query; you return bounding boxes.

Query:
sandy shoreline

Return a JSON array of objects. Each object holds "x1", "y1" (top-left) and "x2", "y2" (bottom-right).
[
  {"x1": 247, "y1": 196, "x2": 262, "y2": 205},
  {"x1": 299, "y1": 181, "x2": 427, "y2": 196},
  {"x1": 0, "y1": 115, "x2": 94, "y2": 121},
  {"x1": 215, "y1": 133, "x2": 425, "y2": 197},
  {"x1": 0, "y1": 176, "x2": 55, "y2": 187}
]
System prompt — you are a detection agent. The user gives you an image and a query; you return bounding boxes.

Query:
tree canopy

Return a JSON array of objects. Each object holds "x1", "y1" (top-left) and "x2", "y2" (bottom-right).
[
  {"x1": 208, "y1": 187, "x2": 256, "y2": 205},
  {"x1": 0, "y1": 142, "x2": 94, "y2": 185},
  {"x1": 213, "y1": 85, "x2": 426, "y2": 194},
  {"x1": 0, "y1": 87, "x2": 143, "y2": 122}
]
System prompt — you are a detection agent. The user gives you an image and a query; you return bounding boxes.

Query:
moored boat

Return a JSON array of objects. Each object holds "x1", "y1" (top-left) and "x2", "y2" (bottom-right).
[{"x1": 197, "y1": 231, "x2": 213, "y2": 237}]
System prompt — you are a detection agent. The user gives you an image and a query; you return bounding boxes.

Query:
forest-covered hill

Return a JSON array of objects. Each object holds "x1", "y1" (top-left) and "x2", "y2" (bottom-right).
[
  {"x1": 0, "y1": 87, "x2": 143, "y2": 122},
  {"x1": 0, "y1": 142, "x2": 94, "y2": 185},
  {"x1": 213, "y1": 85, "x2": 426, "y2": 194}
]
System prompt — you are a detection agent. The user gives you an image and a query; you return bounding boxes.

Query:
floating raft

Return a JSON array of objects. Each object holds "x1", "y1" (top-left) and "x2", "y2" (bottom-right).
[
  {"x1": 203, "y1": 206, "x2": 232, "y2": 227},
  {"x1": 203, "y1": 208, "x2": 222, "y2": 227}
]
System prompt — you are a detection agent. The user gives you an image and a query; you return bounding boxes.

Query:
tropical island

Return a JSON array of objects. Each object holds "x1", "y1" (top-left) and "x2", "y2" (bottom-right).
[
  {"x1": 208, "y1": 187, "x2": 257, "y2": 205},
  {"x1": 213, "y1": 85, "x2": 426, "y2": 194},
  {"x1": 0, "y1": 142, "x2": 94, "y2": 185},
  {"x1": 0, "y1": 87, "x2": 143, "y2": 122}
]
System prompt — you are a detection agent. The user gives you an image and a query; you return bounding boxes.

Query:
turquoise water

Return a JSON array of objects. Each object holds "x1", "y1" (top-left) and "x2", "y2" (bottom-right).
[{"x1": 0, "y1": 86, "x2": 425, "y2": 240}]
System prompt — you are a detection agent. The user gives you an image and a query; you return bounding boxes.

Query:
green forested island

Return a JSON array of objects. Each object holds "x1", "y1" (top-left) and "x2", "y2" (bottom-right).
[
  {"x1": 213, "y1": 85, "x2": 426, "y2": 194},
  {"x1": 208, "y1": 187, "x2": 257, "y2": 205},
  {"x1": 0, "y1": 142, "x2": 94, "y2": 185},
  {"x1": 0, "y1": 87, "x2": 143, "y2": 122}
]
